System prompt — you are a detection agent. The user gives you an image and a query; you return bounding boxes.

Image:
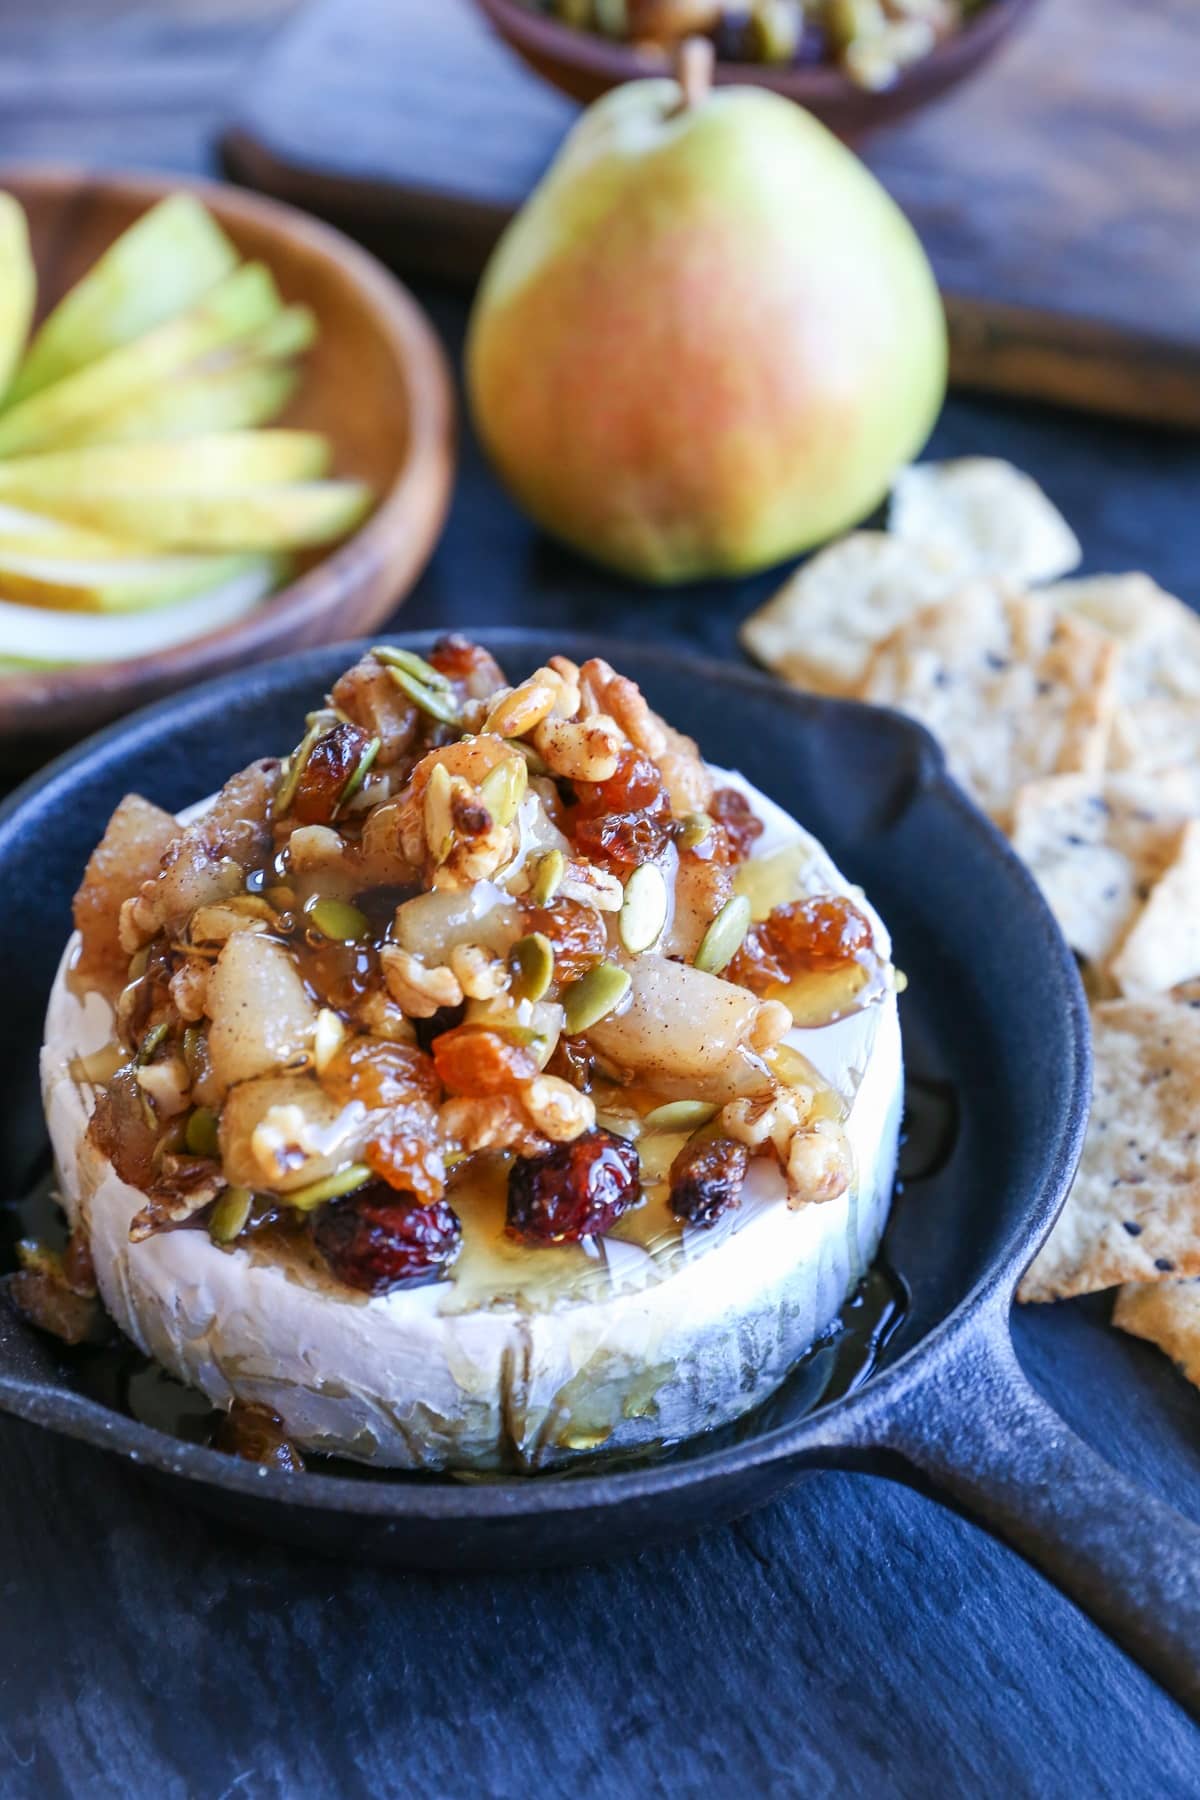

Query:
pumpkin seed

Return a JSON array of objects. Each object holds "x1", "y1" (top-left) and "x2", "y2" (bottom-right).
[
  {"x1": 283, "y1": 1162, "x2": 372, "y2": 1213},
  {"x1": 510, "y1": 932, "x2": 554, "y2": 1003},
  {"x1": 308, "y1": 897, "x2": 368, "y2": 942},
  {"x1": 371, "y1": 644, "x2": 453, "y2": 692},
  {"x1": 642, "y1": 1099, "x2": 719, "y2": 1132},
  {"x1": 509, "y1": 739, "x2": 549, "y2": 776},
  {"x1": 313, "y1": 1007, "x2": 346, "y2": 1074},
  {"x1": 530, "y1": 847, "x2": 566, "y2": 906},
  {"x1": 185, "y1": 1105, "x2": 220, "y2": 1158},
  {"x1": 382, "y1": 661, "x2": 461, "y2": 726},
  {"x1": 136, "y1": 1020, "x2": 169, "y2": 1065},
  {"x1": 209, "y1": 1186, "x2": 254, "y2": 1244},
  {"x1": 619, "y1": 863, "x2": 668, "y2": 954},
  {"x1": 336, "y1": 734, "x2": 380, "y2": 814},
  {"x1": 563, "y1": 961, "x2": 631, "y2": 1034},
  {"x1": 479, "y1": 755, "x2": 528, "y2": 828},
  {"x1": 694, "y1": 895, "x2": 752, "y2": 974},
  {"x1": 276, "y1": 717, "x2": 324, "y2": 817},
  {"x1": 423, "y1": 761, "x2": 455, "y2": 863},
  {"x1": 677, "y1": 812, "x2": 713, "y2": 852}
]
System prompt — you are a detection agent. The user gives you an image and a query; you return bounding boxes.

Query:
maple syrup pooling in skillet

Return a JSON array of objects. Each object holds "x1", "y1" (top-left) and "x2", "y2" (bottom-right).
[{"x1": 2, "y1": 1064, "x2": 957, "y2": 1475}]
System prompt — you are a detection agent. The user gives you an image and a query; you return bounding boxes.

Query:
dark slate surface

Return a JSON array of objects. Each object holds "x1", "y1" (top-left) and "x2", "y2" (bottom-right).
[
  {"x1": 1, "y1": 286, "x2": 1198, "y2": 1798},
  {"x1": 2, "y1": 5, "x2": 1200, "y2": 1790}
]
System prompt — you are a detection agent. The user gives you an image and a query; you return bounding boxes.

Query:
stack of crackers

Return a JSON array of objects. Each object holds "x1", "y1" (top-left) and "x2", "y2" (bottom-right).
[{"x1": 743, "y1": 457, "x2": 1200, "y2": 1388}]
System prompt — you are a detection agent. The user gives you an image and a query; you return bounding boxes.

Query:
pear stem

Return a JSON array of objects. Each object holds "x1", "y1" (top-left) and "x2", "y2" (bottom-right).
[{"x1": 673, "y1": 35, "x2": 715, "y2": 114}]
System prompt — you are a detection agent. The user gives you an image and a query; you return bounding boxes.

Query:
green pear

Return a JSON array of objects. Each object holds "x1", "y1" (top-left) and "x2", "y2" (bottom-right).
[
  {"x1": 7, "y1": 193, "x2": 239, "y2": 405},
  {"x1": 20, "y1": 480, "x2": 373, "y2": 550},
  {"x1": 0, "y1": 430, "x2": 329, "y2": 499},
  {"x1": 0, "y1": 261, "x2": 282, "y2": 457},
  {"x1": 0, "y1": 541, "x2": 281, "y2": 613},
  {"x1": 0, "y1": 196, "x2": 35, "y2": 406},
  {"x1": 0, "y1": 560, "x2": 279, "y2": 664},
  {"x1": 467, "y1": 62, "x2": 946, "y2": 582}
]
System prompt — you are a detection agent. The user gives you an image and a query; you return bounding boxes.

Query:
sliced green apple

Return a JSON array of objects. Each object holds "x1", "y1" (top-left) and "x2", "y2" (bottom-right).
[
  {"x1": 0, "y1": 546, "x2": 282, "y2": 613},
  {"x1": 0, "y1": 195, "x2": 35, "y2": 406},
  {"x1": 12, "y1": 480, "x2": 373, "y2": 551},
  {"x1": 0, "y1": 430, "x2": 330, "y2": 499},
  {"x1": 58, "y1": 360, "x2": 301, "y2": 448},
  {"x1": 0, "y1": 561, "x2": 279, "y2": 663},
  {"x1": 0, "y1": 262, "x2": 283, "y2": 457},
  {"x1": 6, "y1": 193, "x2": 239, "y2": 406}
]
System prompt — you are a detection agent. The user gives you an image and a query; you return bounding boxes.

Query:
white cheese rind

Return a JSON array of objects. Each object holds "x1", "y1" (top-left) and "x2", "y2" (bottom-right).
[{"x1": 42, "y1": 770, "x2": 902, "y2": 1472}]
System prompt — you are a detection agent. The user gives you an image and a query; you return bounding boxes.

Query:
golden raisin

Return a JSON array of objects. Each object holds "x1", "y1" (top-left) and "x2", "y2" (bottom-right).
[
  {"x1": 431, "y1": 1023, "x2": 539, "y2": 1096},
  {"x1": 521, "y1": 897, "x2": 608, "y2": 981},
  {"x1": 321, "y1": 1036, "x2": 441, "y2": 1109}
]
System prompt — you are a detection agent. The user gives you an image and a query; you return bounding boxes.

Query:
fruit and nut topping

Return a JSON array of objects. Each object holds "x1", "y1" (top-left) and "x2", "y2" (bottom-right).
[{"x1": 70, "y1": 641, "x2": 890, "y2": 1296}]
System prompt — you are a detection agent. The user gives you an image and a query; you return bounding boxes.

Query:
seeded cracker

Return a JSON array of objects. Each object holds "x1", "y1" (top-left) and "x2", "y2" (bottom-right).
[
  {"x1": 860, "y1": 588, "x2": 1118, "y2": 829},
  {"x1": 1041, "y1": 572, "x2": 1200, "y2": 775},
  {"x1": 1113, "y1": 1279, "x2": 1200, "y2": 1388},
  {"x1": 1008, "y1": 770, "x2": 1200, "y2": 971},
  {"x1": 739, "y1": 531, "x2": 980, "y2": 698},
  {"x1": 1109, "y1": 820, "x2": 1200, "y2": 996},
  {"x1": 1018, "y1": 1000, "x2": 1200, "y2": 1302},
  {"x1": 889, "y1": 458, "x2": 1082, "y2": 585}
]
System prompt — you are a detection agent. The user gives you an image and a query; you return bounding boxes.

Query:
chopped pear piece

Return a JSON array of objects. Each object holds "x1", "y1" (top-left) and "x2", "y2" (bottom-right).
[
  {"x1": 19, "y1": 480, "x2": 372, "y2": 551},
  {"x1": 0, "y1": 430, "x2": 330, "y2": 498},
  {"x1": 0, "y1": 545, "x2": 279, "y2": 613},
  {"x1": 0, "y1": 262, "x2": 282, "y2": 456},
  {"x1": 0, "y1": 195, "x2": 35, "y2": 405},
  {"x1": 59, "y1": 359, "x2": 300, "y2": 448},
  {"x1": 0, "y1": 560, "x2": 279, "y2": 663},
  {"x1": 7, "y1": 193, "x2": 239, "y2": 405}
]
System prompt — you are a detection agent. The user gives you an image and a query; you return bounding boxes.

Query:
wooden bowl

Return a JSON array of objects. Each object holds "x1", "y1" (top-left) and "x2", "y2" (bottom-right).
[
  {"x1": 0, "y1": 166, "x2": 456, "y2": 762},
  {"x1": 473, "y1": 0, "x2": 1040, "y2": 136}
]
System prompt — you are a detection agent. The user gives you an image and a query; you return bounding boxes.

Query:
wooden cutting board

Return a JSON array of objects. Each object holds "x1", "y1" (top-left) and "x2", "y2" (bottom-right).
[{"x1": 224, "y1": 0, "x2": 1200, "y2": 428}]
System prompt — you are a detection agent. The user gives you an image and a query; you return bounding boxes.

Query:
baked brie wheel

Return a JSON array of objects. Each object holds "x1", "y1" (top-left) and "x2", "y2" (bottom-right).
[{"x1": 41, "y1": 639, "x2": 902, "y2": 1472}]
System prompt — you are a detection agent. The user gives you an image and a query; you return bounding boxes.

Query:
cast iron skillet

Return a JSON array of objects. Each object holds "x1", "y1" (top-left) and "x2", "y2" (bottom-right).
[{"x1": 1, "y1": 632, "x2": 1197, "y2": 1717}]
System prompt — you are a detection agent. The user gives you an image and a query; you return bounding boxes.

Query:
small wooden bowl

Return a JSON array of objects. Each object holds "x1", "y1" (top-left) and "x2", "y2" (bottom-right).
[
  {"x1": 473, "y1": 0, "x2": 1039, "y2": 136},
  {"x1": 0, "y1": 166, "x2": 456, "y2": 762}
]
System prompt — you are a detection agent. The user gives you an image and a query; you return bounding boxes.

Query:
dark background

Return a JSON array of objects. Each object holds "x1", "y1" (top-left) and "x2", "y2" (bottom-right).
[{"x1": 1, "y1": 5, "x2": 1198, "y2": 1795}]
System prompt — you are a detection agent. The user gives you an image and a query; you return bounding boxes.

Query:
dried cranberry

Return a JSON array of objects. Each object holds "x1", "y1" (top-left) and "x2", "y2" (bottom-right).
[
  {"x1": 313, "y1": 1182, "x2": 462, "y2": 1293},
  {"x1": 292, "y1": 722, "x2": 372, "y2": 825},
  {"x1": 507, "y1": 1129, "x2": 639, "y2": 1244},
  {"x1": 709, "y1": 788, "x2": 764, "y2": 863},
  {"x1": 668, "y1": 1136, "x2": 749, "y2": 1228},
  {"x1": 213, "y1": 1401, "x2": 305, "y2": 1473}
]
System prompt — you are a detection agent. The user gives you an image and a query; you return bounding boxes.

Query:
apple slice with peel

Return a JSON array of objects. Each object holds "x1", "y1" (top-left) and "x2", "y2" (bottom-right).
[
  {"x1": 0, "y1": 560, "x2": 279, "y2": 665},
  {"x1": 59, "y1": 359, "x2": 300, "y2": 449},
  {"x1": 0, "y1": 196, "x2": 35, "y2": 406},
  {"x1": 55, "y1": 306, "x2": 318, "y2": 450},
  {"x1": 0, "y1": 262, "x2": 283, "y2": 457},
  {"x1": 17, "y1": 480, "x2": 373, "y2": 551},
  {"x1": 0, "y1": 430, "x2": 330, "y2": 498},
  {"x1": 0, "y1": 545, "x2": 282, "y2": 613},
  {"x1": 7, "y1": 193, "x2": 239, "y2": 406}
]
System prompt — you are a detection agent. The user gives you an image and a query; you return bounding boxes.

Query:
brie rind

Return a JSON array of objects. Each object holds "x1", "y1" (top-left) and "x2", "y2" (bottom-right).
[{"x1": 42, "y1": 769, "x2": 902, "y2": 1471}]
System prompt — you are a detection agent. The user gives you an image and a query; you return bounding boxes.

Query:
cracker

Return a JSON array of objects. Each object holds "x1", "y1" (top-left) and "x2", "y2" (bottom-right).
[
  {"x1": 739, "y1": 532, "x2": 974, "y2": 698},
  {"x1": 1042, "y1": 573, "x2": 1200, "y2": 775},
  {"x1": 1109, "y1": 820, "x2": 1200, "y2": 996},
  {"x1": 1018, "y1": 999, "x2": 1200, "y2": 1302},
  {"x1": 861, "y1": 588, "x2": 1118, "y2": 828},
  {"x1": 1113, "y1": 1279, "x2": 1200, "y2": 1388},
  {"x1": 889, "y1": 458, "x2": 1082, "y2": 584},
  {"x1": 1008, "y1": 770, "x2": 1200, "y2": 968}
]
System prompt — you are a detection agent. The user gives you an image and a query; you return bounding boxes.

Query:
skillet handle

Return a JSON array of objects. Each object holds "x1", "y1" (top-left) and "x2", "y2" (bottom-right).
[{"x1": 873, "y1": 1321, "x2": 1200, "y2": 1718}]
